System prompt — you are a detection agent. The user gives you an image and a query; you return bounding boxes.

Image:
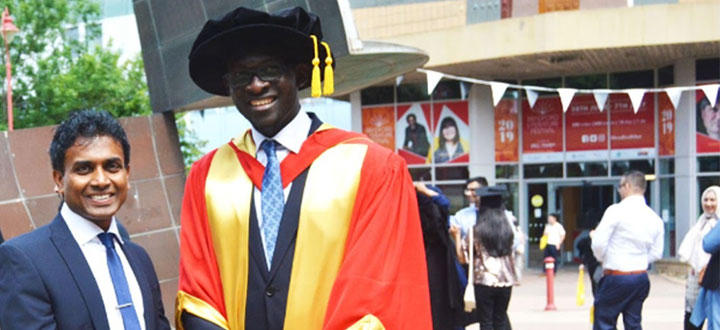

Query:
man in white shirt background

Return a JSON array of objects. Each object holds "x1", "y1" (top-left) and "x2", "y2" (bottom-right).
[
  {"x1": 591, "y1": 170, "x2": 664, "y2": 330},
  {"x1": 543, "y1": 212, "x2": 566, "y2": 273}
]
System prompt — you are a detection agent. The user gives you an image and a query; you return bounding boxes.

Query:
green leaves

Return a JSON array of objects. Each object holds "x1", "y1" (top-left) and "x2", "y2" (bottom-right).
[{"x1": 0, "y1": 0, "x2": 150, "y2": 129}]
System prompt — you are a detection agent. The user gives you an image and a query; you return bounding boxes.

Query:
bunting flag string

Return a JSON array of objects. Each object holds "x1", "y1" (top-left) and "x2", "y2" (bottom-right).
[{"x1": 418, "y1": 68, "x2": 719, "y2": 113}]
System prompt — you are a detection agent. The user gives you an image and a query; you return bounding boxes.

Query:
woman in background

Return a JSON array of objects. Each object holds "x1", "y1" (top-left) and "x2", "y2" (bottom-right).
[
  {"x1": 680, "y1": 186, "x2": 720, "y2": 329},
  {"x1": 454, "y1": 187, "x2": 515, "y2": 330}
]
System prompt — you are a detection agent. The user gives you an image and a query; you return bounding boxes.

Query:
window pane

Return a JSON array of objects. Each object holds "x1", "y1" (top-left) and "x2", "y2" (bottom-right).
[
  {"x1": 565, "y1": 74, "x2": 607, "y2": 89},
  {"x1": 567, "y1": 162, "x2": 608, "y2": 177},
  {"x1": 611, "y1": 160, "x2": 654, "y2": 176},
  {"x1": 437, "y1": 184, "x2": 467, "y2": 214},
  {"x1": 432, "y1": 81, "x2": 461, "y2": 100},
  {"x1": 361, "y1": 86, "x2": 393, "y2": 105},
  {"x1": 660, "y1": 178, "x2": 675, "y2": 257},
  {"x1": 658, "y1": 65, "x2": 674, "y2": 87},
  {"x1": 522, "y1": 77, "x2": 561, "y2": 96},
  {"x1": 435, "y1": 166, "x2": 469, "y2": 181},
  {"x1": 696, "y1": 58, "x2": 720, "y2": 81},
  {"x1": 496, "y1": 164, "x2": 518, "y2": 179},
  {"x1": 397, "y1": 83, "x2": 429, "y2": 103},
  {"x1": 524, "y1": 163, "x2": 563, "y2": 178},
  {"x1": 409, "y1": 167, "x2": 432, "y2": 181},
  {"x1": 609, "y1": 70, "x2": 654, "y2": 89},
  {"x1": 659, "y1": 158, "x2": 674, "y2": 174},
  {"x1": 698, "y1": 156, "x2": 720, "y2": 173}
]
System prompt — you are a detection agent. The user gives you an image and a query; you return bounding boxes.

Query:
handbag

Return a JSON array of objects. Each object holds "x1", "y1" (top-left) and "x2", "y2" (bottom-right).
[
  {"x1": 539, "y1": 234, "x2": 548, "y2": 250},
  {"x1": 463, "y1": 229, "x2": 476, "y2": 312}
]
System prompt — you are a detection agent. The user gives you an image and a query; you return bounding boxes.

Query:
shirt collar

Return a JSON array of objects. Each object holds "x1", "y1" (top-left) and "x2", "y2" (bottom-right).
[
  {"x1": 622, "y1": 194, "x2": 646, "y2": 204},
  {"x1": 251, "y1": 110, "x2": 311, "y2": 154},
  {"x1": 61, "y1": 203, "x2": 124, "y2": 246}
]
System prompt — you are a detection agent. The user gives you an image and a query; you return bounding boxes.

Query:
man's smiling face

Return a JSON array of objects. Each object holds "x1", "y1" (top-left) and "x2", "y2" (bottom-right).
[
  {"x1": 53, "y1": 135, "x2": 130, "y2": 230},
  {"x1": 226, "y1": 53, "x2": 308, "y2": 137}
]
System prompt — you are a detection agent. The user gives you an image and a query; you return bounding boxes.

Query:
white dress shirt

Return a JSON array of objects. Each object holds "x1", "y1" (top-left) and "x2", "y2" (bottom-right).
[
  {"x1": 61, "y1": 204, "x2": 146, "y2": 330},
  {"x1": 251, "y1": 110, "x2": 312, "y2": 249},
  {"x1": 591, "y1": 195, "x2": 664, "y2": 272}
]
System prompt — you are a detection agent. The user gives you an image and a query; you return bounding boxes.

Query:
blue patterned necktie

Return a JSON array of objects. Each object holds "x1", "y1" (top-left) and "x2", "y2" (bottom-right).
[
  {"x1": 97, "y1": 232, "x2": 142, "y2": 330},
  {"x1": 260, "y1": 140, "x2": 285, "y2": 269}
]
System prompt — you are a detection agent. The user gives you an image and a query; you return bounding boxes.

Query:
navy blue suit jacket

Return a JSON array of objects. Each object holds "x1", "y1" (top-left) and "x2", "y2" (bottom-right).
[{"x1": 0, "y1": 214, "x2": 170, "y2": 330}]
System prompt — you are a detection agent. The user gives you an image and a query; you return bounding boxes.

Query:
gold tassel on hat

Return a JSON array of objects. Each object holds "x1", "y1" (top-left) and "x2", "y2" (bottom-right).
[
  {"x1": 309, "y1": 35, "x2": 321, "y2": 98},
  {"x1": 321, "y1": 41, "x2": 334, "y2": 96}
]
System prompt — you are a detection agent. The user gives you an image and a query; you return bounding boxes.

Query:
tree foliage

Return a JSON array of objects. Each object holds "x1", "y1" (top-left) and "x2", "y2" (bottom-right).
[{"x1": 0, "y1": 0, "x2": 151, "y2": 130}]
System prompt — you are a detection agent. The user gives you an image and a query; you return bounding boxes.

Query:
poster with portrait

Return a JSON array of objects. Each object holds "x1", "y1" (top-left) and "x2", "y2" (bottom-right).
[
  {"x1": 521, "y1": 97, "x2": 563, "y2": 163},
  {"x1": 495, "y1": 98, "x2": 519, "y2": 162},
  {"x1": 432, "y1": 101, "x2": 470, "y2": 163},
  {"x1": 696, "y1": 86, "x2": 720, "y2": 154},
  {"x1": 396, "y1": 102, "x2": 432, "y2": 164},
  {"x1": 362, "y1": 106, "x2": 395, "y2": 151},
  {"x1": 609, "y1": 93, "x2": 655, "y2": 159},
  {"x1": 658, "y1": 92, "x2": 675, "y2": 156},
  {"x1": 565, "y1": 94, "x2": 609, "y2": 161}
]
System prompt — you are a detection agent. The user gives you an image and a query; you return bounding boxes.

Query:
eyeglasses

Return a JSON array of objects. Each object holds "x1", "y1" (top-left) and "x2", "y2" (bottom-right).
[{"x1": 223, "y1": 65, "x2": 286, "y2": 88}]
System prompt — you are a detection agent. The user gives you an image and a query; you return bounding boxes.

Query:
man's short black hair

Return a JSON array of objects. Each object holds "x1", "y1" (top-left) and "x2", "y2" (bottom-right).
[
  {"x1": 407, "y1": 114, "x2": 416, "y2": 121},
  {"x1": 467, "y1": 176, "x2": 488, "y2": 187},
  {"x1": 49, "y1": 110, "x2": 131, "y2": 173}
]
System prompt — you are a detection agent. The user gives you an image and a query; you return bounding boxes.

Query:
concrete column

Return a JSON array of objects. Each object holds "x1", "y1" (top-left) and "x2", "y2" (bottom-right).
[
  {"x1": 350, "y1": 91, "x2": 363, "y2": 133},
  {"x1": 468, "y1": 84, "x2": 495, "y2": 183},
  {"x1": 674, "y1": 58, "x2": 696, "y2": 250}
]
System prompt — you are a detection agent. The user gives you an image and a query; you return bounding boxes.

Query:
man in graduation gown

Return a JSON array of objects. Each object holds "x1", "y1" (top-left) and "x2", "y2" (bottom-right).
[{"x1": 176, "y1": 6, "x2": 432, "y2": 330}]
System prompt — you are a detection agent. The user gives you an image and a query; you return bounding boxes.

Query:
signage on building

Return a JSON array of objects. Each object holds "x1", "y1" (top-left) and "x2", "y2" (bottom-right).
[
  {"x1": 522, "y1": 97, "x2": 563, "y2": 163},
  {"x1": 658, "y1": 92, "x2": 675, "y2": 156},
  {"x1": 395, "y1": 103, "x2": 432, "y2": 164},
  {"x1": 565, "y1": 94, "x2": 609, "y2": 161},
  {"x1": 362, "y1": 105, "x2": 395, "y2": 152},
  {"x1": 431, "y1": 101, "x2": 470, "y2": 164},
  {"x1": 696, "y1": 87, "x2": 720, "y2": 154},
  {"x1": 495, "y1": 98, "x2": 519, "y2": 162},
  {"x1": 609, "y1": 93, "x2": 655, "y2": 159}
]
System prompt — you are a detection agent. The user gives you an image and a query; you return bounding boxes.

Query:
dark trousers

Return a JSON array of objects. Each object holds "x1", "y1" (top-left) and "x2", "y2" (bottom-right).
[
  {"x1": 543, "y1": 245, "x2": 560, "y2": 272},
  {"x1": 593, "y1": 273, "x2": 650, "y2": 330},
  {"x1": 474, "y1": 284, "x2": 512, "y2": 330},
  {"x1": 684, "y1": 311, "x2": 704, "y2": 330}
]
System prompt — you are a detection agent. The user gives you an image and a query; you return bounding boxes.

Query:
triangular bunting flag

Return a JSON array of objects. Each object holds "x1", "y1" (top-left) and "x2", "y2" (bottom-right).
[
  {"x1": 425, "y1": 70, "x2": 443, "y2": 96},
  {"x1": 627, "y1": 89, "x2": 646, "y2": 114},
  {"x1": 701, "y1": 84, "x2": 720, "y2": 108},
  {"x1": 557, "y1": 88, "x2": 577, "y2": 112},
  {"x1": 526, "y1": 89, "x2": 539, "y2": 108},
  {"x1": 490, "y1": 82, "x2": 509, "y2": 107},
  {"x1": 395, "y1": 75, "x2": 404, "y2": 86},
  {"x1": 593, "y1": 91, "x2": 609, "y2": 112},
  {"x1": 665, "y1": 87, "x2": 683, "y2": 110}
]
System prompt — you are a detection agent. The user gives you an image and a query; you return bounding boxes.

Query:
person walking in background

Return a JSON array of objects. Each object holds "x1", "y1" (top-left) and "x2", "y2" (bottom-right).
[
  {"x1": 681, "y1": 186, "x2": 720, "y2": 329},
  {"x1": 543, "y1": 213, "x2": 565, "y2": 273},
  {"x1": 453, "y1": 187, "x2": 516, "y2": 330},
  {"x1": 416, "y1": 182, "x2": 464, "y2": 329},
  {"x1": 591, "y1": 170, "x2": 664, "y2": 330},
  {"x1": 0, "y1": 110, "x2": 170, "y2": 330}
]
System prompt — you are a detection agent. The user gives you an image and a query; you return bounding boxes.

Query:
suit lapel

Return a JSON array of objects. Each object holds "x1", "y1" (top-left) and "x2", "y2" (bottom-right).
[
  {"x1": 49, "y1": 215, "x2": 110, "y2": 330},
  {"x1": 248, "y1": 195, "x2": 270, "y2": 280},
  {"x1": 118, "y1": 240, "x2": 154, "y2": 329}
]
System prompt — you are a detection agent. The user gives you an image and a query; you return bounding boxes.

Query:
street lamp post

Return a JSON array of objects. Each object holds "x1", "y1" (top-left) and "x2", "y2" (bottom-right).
[{"x1": 1, "y1": 7, "x2": 18, "y2": 131}]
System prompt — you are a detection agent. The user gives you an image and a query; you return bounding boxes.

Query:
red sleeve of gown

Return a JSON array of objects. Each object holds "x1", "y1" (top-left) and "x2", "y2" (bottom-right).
[
  {"x1": 323, "y1": 143, "x2": 432, "y2": 329},
  {"x1": 176, "y1": 150, "x2": 227, "y2": 324}
]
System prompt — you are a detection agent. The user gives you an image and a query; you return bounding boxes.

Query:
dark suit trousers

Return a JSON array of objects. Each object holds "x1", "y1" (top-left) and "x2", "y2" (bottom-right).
[{"x1": 593, "y1": 273, "x2": 650, "y2": 330}]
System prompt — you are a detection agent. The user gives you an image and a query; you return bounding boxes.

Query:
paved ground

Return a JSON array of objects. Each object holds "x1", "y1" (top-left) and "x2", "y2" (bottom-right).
[{"x1": 467, "y1": 265, "x2": 686, "y2": 330}]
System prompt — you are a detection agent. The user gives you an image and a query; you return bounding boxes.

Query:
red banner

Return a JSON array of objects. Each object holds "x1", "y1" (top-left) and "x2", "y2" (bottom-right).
[
  {"x1": 362, "y1": 106, "x2": 395, "y2": 151},
  {"x1": 609, "y1": 93, "x2": 655, "y2": 152},
  {"x1": 565, "y1": 94, "x2": 608, "y2": 152},
  {"x1": 658, "y1": 93, "x2": 675, "y2": 156},
  {"x1": 696, "y1": 87, "x2": 720, "y2": 154},
  {"x1": 522, "y1": 97, "x2": 563, "y2": 154},
  {"x1": 432, "y1": 101, "x2": 470, "y2": 164},
  {"x1": 495, "y1": 99, "x2": 519, "y2": 162}
]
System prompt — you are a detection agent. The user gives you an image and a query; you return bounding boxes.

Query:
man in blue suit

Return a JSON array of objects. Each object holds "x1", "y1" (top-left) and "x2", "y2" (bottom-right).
[{"x1": 0, "y1": 110, "x2": 170, "y2": 330}]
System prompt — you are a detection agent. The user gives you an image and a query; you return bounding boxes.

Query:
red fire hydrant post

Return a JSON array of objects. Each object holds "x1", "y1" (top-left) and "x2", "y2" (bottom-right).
[{"x1": 544, "y1": 256, "x2": 557, "y2": 311}]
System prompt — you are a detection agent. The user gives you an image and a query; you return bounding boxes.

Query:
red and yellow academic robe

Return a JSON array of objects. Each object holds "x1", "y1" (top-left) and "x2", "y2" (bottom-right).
[{"x1": 176, "y1": 122, "x2": 432, "y2": 329}]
